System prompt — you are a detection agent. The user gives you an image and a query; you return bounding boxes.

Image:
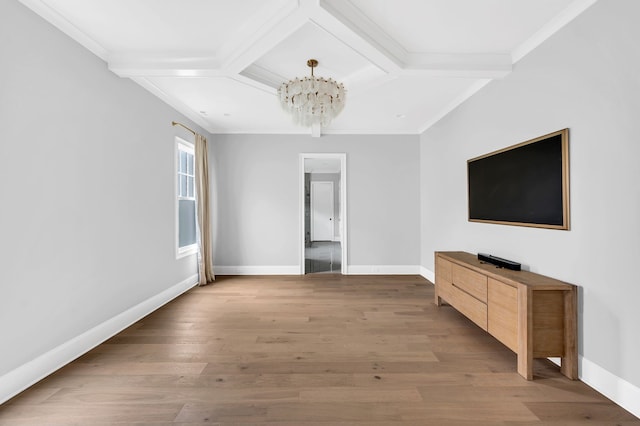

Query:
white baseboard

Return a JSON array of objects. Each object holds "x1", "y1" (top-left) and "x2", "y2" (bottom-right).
[
  {"x1": 578, "y1": 356, "x2": 640, "y2": 418},
  {"x1": 547, "y1": 355, "x2": 640, "y2": 418},
  {"x1": 420, "y1": 266, "x2": 435, "y2": 283},
  {"x1": 216, "y1": 265, "x2": 299, "y2": 275},
  {"x1": 0, "y1": 274, "x2": 198, "y2": 405},
  {"x1": 216, "y1": 265, "x2": 428, "y2": 276},
  {"x1": 347, "y1": 265, "x2": 421, "y2": 275}
]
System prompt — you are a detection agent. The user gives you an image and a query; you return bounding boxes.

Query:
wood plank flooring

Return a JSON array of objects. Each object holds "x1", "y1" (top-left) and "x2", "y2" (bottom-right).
[{"x1": 1, "y1": 275, "x2": 638, "y2": 425}]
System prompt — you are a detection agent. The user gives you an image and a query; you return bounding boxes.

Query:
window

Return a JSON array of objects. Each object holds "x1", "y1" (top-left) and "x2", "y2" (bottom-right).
[{"x1": 176, "y1": 138, "x2": 197, "y2": 257}]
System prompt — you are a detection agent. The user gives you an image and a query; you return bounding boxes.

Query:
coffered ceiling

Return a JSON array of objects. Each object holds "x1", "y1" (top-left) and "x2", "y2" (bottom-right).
[{"x1": 20, "y1": 0, "x2": 597, "y2": 135}]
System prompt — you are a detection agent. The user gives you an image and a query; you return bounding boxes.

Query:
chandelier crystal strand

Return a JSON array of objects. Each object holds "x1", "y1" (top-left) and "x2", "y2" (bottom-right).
[{"x1": 278, "y1": 59, "x2": 345, "y2": 127}]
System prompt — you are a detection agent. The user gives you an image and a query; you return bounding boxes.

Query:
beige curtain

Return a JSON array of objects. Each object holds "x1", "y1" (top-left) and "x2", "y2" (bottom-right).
[{"x1": 194, "y1": 133, "x2": 215, "y2": 285}]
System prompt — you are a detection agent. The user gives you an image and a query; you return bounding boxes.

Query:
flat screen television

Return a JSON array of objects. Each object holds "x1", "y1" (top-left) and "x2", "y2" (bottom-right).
[{"x1": 467, "y1": 129, "x2": 569, "y2": 230}]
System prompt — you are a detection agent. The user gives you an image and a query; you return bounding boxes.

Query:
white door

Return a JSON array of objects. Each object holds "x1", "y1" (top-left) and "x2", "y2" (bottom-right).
[{"x1": 311, "y1": 181, "x2": 334, "y2": 241}]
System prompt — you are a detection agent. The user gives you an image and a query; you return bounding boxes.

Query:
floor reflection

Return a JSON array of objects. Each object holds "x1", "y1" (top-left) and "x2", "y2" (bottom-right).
[{"x1": 305, "y1": 241, "x2": 341, "y2": 274}]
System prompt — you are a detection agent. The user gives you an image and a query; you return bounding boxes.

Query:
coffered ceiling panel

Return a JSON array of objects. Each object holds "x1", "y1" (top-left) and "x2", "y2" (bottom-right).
[
  {"x1": 347, "y1": 0, "x2": 576, "y2": 53},
  {"x1": 38, "y1": 0, "x2": 289, "y2": 53},
  {"x1": 249, "y1": 22, "x2": 383, "y2": 87},
  {"x1": 147, "y1": 76, "x2": 294, "y2": 133},
  {"x1": 20, "y1": 0, "x2": 598, "y2": 136},
  {"x1": 329, "y1": 76, "x2": 482, "y2": 133}
]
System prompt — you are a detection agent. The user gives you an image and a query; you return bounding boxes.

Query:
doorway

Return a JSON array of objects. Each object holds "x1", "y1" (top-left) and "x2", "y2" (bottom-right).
[
  {"x1": 311, "y1": 181, "x2": 334, "y2": 242},
  {"x1": 300, "y1": 153, "x2": 347, "y2": 274}
]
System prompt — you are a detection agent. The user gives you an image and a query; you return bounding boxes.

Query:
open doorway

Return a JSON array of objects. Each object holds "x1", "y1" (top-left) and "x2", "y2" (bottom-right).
[{"x1": 300, "y1": 153, "x2": 347, "y2": 274}]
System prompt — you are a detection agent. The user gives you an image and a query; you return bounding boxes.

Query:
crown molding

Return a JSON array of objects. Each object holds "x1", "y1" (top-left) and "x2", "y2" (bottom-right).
[
  {"x1": 418, "y1": 79, "x2": 492, "y2": 134},
  {"x1": 19, "y1": 0, "x2": 108, "y2": 60},
  {"x1": 131, "y1": 77, "x2": 217, "y2": 134},
  {"x1": 512, "y1": 0, "x2": 599, "y2": 63}
]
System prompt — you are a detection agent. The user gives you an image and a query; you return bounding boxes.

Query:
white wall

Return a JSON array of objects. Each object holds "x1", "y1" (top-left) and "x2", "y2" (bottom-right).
[
  {"x1": 211, "y1": 134, "x2": 420, "y2": 272},
  {"x1": 420, "y1": 0, "x2": 640, "y2": 393},
  {"x1": 0, "y1": 0, "x2": 204, "y2": 389}
]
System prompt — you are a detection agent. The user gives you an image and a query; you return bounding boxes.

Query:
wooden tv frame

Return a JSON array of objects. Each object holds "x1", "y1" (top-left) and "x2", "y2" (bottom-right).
[{"x1": 467, "y1": 129, "x2": 570, "y2": 230}]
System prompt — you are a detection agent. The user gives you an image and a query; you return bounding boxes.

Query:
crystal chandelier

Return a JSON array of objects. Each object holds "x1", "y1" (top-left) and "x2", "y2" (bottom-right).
[{"x1": 278, "y1": 59, "x2": 345, "y2": 127}]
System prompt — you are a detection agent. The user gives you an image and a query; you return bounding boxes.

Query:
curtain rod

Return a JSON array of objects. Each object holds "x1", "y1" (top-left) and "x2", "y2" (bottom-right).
[{"x1": 172, "y1": 121, "x2": 196, "y2": 135}]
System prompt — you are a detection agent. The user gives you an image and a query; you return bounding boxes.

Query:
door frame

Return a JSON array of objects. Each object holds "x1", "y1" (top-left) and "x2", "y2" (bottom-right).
[
  {"x1": 310, "y1": 181, "x2": 334, "y2": 242},
  {"x1": 299, "y1": 153, "x2": 347, "y2": 274}
]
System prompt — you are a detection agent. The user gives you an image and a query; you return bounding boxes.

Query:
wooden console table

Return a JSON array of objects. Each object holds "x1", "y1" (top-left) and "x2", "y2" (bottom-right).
[{"x1": 434, "y1": 251, "x2": 577, "y2": 380}]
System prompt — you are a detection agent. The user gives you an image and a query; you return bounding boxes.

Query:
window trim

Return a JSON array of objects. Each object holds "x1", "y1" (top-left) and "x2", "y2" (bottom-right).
[{"x1": 175, "y1": 137, "x2": 198, "y2": 259}]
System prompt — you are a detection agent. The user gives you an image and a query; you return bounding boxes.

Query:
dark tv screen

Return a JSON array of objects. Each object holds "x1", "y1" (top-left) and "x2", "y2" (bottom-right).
[{"x1": 467, "y1": 129, "x2": 569, "y2": 229}]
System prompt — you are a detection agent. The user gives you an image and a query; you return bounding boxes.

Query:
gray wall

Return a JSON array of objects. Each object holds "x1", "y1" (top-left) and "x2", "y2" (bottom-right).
[
  {"x1": 211, "y1": 134, "x2": 420, "y2": 268},
  {"x1": 420, "y1": 0, "x2": 640, "y2": 387},
  {"x1": 0, "y1": 1, "x2": 204, "y2": 377}
]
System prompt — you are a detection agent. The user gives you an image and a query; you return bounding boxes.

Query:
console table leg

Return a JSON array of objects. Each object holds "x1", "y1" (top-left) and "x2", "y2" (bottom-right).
[
  {"x1": 517, "y1": 284, "x2": 533, "y2": 380},
  {"x1": 561, "y1": 288, "x2": 579, "y2": 379}
]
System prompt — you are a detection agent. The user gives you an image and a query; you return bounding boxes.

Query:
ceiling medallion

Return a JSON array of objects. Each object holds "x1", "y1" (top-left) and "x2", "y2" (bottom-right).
[{"x1": 278, "y1": 59, "x2": 345, "y2": 127}]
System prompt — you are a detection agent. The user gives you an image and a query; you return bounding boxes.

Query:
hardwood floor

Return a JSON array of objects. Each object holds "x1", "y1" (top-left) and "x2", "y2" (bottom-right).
[{"x1": 1, "y1": 275, "x2": 638, "y2": 425}]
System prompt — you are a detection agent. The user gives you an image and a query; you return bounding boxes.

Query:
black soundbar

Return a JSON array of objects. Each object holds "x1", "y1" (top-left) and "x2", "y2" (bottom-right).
[{"x1": 477, "y1": 253, "x2": 521, "y2": 271}]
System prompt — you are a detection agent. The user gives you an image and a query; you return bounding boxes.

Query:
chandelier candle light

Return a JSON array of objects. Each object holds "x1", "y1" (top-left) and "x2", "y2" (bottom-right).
[{"x1": 278, "y1": 59, "x2": 345, "y2": 127}]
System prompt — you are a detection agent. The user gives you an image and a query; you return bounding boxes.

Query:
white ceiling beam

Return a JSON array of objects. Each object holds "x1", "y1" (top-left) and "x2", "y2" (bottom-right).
[
  {"x1": 402, "y1": 53, "x2": 512, "y2": 79},
  {"x1": 315, "y1": 0, "x2": 404, "y2": 74},
  {"x1": 109, "y1": 1, "x2": 311, "y2": 78},
  {"x1": 108, "y1": 51, "x2": 512, "y2": 80},
  {"x1": 318, "y1": 0, "x2": 512, "y2": 79},
  {"x1": 220, "y1": 0, "x2": 313, "y2": 74},
  {"x1": 108, "y1": 53, "x2": 226, "y2": 78},
  {"x1": 107, "y1": 0, "x2": 512, "y2": 84}
]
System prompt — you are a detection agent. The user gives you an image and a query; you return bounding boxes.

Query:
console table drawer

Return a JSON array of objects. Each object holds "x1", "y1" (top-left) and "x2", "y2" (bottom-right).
[
  {"x1": 448, "y1": 282, "x2": 488, "y2": 331},
  {"x1": 452, "y1": 264, "x2": 488, "y2": 302}
]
